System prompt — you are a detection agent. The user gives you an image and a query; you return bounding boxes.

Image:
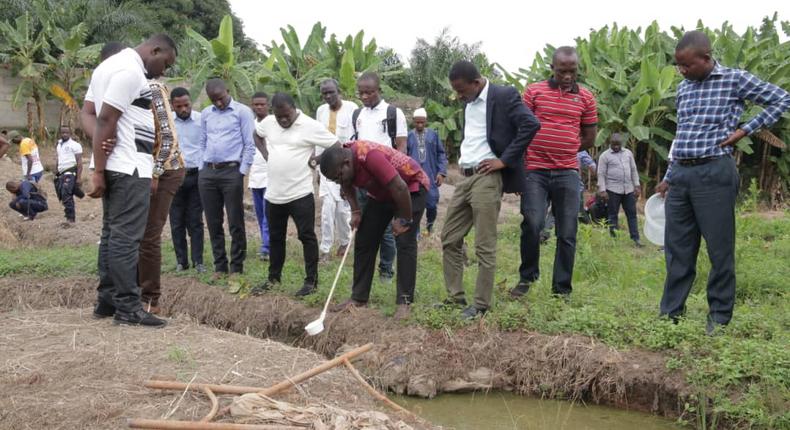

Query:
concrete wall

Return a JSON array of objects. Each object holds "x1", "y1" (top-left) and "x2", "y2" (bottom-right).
[{"x1": 0, "y1": 68, "x2": 64, "y2": 132}]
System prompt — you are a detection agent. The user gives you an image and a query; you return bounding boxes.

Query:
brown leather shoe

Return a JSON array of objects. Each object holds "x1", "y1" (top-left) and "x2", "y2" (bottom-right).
[
  {"x1": 393, "y1": 304, "x2": 411, "y2": 321},
  {"x1": 335, "y1": 244, "x2": 348, "y2": 258},
  {"x1": 330, "y1": 298, "x2": 367, "y2": 313}
]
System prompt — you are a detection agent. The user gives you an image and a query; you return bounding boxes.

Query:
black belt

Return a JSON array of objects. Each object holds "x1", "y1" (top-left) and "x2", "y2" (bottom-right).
[
  {"x1": 676, "y1": 155, "x2": 724, "y2": 167},
  {"x1": 205, "y1": 161, "x2": 239, "y2": 169},
  {"x1": 461, "y1": 166, "x2": 478, "y2": 177},
  {"x1": 185, "y1": 167, "x2": 199, "y2": 175}
]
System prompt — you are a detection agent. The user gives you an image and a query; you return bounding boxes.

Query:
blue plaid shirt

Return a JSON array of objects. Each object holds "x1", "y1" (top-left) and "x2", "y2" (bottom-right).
[{"x1": 665, "y1": 63, "x2": 790, "y2": 180}]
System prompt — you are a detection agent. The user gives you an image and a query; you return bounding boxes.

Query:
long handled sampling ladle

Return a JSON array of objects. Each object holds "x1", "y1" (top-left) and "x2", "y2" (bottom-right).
[{"x1": 305, "y1": 229, "x2": 356, "y2": 336}]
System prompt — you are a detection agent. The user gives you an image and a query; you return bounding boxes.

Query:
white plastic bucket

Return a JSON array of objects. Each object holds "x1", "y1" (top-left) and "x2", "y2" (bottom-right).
[
  {"x1": 645, "y1": 193, "x2": 666, "y2": 223},
  {"x1": 644, "y1": 214, "x2": 665, "y2": 246}
]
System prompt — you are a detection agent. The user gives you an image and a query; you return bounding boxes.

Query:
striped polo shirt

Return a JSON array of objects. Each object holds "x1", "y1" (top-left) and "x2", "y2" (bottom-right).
[{"x1": 523, "y1": 79, "x2": 597, "y2": 170}]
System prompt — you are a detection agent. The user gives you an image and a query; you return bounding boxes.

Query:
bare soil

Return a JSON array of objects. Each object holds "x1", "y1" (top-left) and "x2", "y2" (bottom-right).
[
  {"x1": 0, "y1": 276, "x2": 691, "y2": 423},
  {"x1": 0, "y1": 306, "x2": 424, "y2": 429}
]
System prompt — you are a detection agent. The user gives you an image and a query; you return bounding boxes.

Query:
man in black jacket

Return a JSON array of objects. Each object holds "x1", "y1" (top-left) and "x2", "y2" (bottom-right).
[{"x1": 440, "y1": 60, "x2": 540, "y2": 319}]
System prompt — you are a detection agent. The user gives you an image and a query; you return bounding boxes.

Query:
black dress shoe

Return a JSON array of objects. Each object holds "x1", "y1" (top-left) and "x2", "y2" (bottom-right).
[
  {"x1": 460, "y1": 305, "x2": 487, "y2": 320},
  {"x1": 250, "y1": 279, "x2": 279, "y2": 296},
  {"x1": 509, "y1": 281, "x2": 531, "y2": 299},
  {"x1": 294, "y1": 282, "x2": 317, "y2": 297},
  {"x1": 93, "y1": 301, "x2": 115, "y2": 319},
  {"x1": 432, "y1": 297, "x2": 468, "y2": 309},
  {"x1": 113, "y1": 310, "x2": 167, "y2": 328}
]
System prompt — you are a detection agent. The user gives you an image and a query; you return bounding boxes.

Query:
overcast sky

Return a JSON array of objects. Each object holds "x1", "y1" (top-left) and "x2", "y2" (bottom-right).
[{"x1": 230, "y1": 0, "x2": 788, "y2": 73}]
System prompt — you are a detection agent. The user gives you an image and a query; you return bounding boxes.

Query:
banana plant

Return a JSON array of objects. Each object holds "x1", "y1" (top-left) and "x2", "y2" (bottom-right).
[
  {"x1": 184, "y1": 14, "x2": 255, "y2": 102},
  {"x1": 0, "y1": 11, "x2": 52, "y2": 142}
]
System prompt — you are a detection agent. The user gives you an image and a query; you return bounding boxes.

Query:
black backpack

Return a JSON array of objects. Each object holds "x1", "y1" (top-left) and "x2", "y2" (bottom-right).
[{"x1": 351, "y1": 104, "x2": 398, "y2": 148}]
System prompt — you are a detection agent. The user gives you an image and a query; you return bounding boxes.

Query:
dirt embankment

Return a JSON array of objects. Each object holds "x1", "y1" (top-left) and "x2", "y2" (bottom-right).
[{"x1": 0, "y1": 276, "x2": 691, "y2": 422}]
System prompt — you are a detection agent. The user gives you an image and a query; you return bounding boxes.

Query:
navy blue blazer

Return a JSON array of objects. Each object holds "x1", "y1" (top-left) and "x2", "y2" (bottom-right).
[{"x1": 461, "y1": 81, "x2": 540, "y2": 193}]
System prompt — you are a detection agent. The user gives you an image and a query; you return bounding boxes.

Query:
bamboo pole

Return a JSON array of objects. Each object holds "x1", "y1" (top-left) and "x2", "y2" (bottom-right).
[
  {"x1": 200, "y1": 387, "x2": 219, "y2": 423},
  {"x1": 128, "y1": 419, "x2": 302, "y2": 429},
  {"x1": 145, "y1": 381, "x2": 266, "y2": 395},
  {"x1": 341, "y1": 358, "x2": 415, "y2": 417},
  {"x1": 146, "y1": 343, "x2": 374, "y2": 397},
  {"x1": 255, "y1": 342, "x2": 373, "y2": 396}
]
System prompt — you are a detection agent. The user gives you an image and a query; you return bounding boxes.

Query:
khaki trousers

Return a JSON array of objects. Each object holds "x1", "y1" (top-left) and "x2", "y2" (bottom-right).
[{"x1": 441, "y1": 172, "x2": 503, "y2": 309}]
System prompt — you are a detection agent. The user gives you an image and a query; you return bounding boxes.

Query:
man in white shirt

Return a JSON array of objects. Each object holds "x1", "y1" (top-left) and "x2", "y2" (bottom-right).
[
  {"x1": 54, "y1": 125, "x2": 84, "y2": 224},
  {"x1": 315, "y1": 79, "x2": 356, "y2": 261},
  {"x1": 251, "y1": 93, "x2": 339, "y2": 297},
  {"x1": 352, "y1": 72, "x2": 408, "y2": 282},
  {"x1": 249, "y1": 92, "x2": 270, "y2": 261},
  {"x1": 83, "y1": 34, "x2": 177, "y2": 328}
]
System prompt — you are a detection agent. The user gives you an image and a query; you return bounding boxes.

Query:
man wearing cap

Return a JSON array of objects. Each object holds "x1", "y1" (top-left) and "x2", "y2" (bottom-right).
[{"x1": 407, "y1": 108, "x2": 447, "y2": 235}]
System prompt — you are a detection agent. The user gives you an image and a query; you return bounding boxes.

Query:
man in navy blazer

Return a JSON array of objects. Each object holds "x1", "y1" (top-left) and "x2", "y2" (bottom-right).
[{"x1": 440, "y1": 60, "x2": 540, "y2": 319}]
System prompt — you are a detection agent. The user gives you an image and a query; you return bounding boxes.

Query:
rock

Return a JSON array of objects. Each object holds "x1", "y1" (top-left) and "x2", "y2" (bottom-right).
[{"x1": 406, "y1": 374, "x2": 436, "y2": 398}]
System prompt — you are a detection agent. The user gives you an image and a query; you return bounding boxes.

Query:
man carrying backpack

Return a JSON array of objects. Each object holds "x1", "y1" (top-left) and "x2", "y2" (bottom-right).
[{"x1": 351, "y1": 72, "x2": 408, "y2": 283}]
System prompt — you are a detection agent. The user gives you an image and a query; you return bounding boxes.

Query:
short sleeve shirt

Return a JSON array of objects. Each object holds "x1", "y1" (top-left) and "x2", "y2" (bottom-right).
[
  {"x1": 354, "y1": 100, "x2": 407, "y2": 147},
  {"x1": 56, "y1": 138, "x2": 83, "y2": 172},
  {"x1": 349, "y1": 140, "x2": 430, "y2": 202},
  {"x1": 84, "y1": 48, "x2": 154, "y2": 177},
  {"x1": 19, "y1": 138, "x2": 44, "y2": 176},
  {"x1": 255, "y1": 111, "x2": 337, "y2": 204},
  {"x1": 523, "y1": 80, "x2": 597, "y2": 170}
]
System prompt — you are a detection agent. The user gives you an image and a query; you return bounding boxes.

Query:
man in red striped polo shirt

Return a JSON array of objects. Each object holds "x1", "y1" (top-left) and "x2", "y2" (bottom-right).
[{"x1": 512, "y1": 46, "x2": 598, "y2": 300}]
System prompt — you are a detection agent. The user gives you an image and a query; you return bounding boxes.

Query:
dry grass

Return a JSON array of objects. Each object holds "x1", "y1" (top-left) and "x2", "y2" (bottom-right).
[{"x1": 0, "y1": 307, "x2": 424, "y2": 429}]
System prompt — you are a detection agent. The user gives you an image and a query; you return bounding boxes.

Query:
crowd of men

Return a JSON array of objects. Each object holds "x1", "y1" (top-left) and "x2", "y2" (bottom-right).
[{"x1": 4, "y1": 30, "x2": 789, "y2": 334}]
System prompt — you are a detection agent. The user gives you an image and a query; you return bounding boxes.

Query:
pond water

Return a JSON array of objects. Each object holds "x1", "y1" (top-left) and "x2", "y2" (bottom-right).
[{"x1": 395, "y1": 392, "x2": 683, "y2": 430}]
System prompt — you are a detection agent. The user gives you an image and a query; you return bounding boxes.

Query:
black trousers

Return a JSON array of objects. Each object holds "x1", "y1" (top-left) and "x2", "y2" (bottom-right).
[
  {"x1": 55, "y1": 173, "x2": 77, "y2": 221},
  {"x1": 266, "y1": 193, "x2": 318, "y2": 285},
  {"x1": 660, "y1": 156, "x2": 739, "y2": 325},
  {"x1": 96, "y1": 170, "x2": 150, "y2": 314},
  {"x1": 352, "y1": 188, "x2": 426, "y2": 305},
  {"x1": 198, "y1": 166, "x2": 246, "y2": 273},
  {"x1": 606, "y1": 190, "x2": 640, "y2": 240},
  {"x1": 169, "y1": 169, "x2": 204, "y2": 267}
]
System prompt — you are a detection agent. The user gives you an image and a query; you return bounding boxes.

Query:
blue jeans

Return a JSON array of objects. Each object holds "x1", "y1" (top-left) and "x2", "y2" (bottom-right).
[
  {"x1": 251, "y1": 188, "x2": 270, "y2": 254},
  {"x1": 519, "y1": 169, "x2": 580, "y2": 295},
  {"x1": 607, "y1": 191, "x2": 639, "y2": 240}
]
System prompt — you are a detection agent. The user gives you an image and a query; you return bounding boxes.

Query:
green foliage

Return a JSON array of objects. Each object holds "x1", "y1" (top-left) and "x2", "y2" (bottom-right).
[{"x1": 182, "y1": 15, "x2": 255, "y2": 101}]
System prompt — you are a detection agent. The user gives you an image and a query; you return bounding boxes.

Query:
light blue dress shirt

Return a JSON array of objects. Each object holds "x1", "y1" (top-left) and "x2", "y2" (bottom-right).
[
  {"x1": 199, "y1": 98, "x2": 256, "y2": 175},
  {"x1": 173, "y1": 110, "x2": 203, "y2": 169}
]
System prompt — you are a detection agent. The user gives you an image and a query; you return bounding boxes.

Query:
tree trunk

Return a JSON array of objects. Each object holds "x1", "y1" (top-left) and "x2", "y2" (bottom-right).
[{"x1": 33, "y1": 92, "x2": 46, "y2": 144}]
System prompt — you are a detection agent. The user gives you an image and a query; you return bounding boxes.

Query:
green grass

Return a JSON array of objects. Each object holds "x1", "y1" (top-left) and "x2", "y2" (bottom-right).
[{"x1": 0, "y1": 209, "x2": 787, "y2": 429}]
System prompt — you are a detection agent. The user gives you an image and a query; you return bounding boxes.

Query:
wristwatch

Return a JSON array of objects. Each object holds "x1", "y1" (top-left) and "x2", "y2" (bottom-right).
[{"x1": 395, "y1": 218, "x2": 412, "y2": 228}]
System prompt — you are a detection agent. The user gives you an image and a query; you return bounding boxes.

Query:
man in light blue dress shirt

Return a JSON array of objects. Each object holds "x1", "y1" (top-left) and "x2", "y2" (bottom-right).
[
  {"x1": 169, "y1": 87, "x2": 206, "y2": 274},
  {"x1": 198, "y1": 79, "x2": 256, "y2": 276}
]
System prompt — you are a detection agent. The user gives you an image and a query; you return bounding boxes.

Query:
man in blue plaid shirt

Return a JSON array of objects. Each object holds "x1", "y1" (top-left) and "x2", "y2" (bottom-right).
[{"x1": 656, "y1": 31, "x2": 790, "y2": 334}]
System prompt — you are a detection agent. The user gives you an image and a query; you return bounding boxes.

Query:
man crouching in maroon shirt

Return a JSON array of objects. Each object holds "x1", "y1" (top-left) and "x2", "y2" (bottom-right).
[{"x1": 320, "y1": 140, "x2": 430, "y2": 320}]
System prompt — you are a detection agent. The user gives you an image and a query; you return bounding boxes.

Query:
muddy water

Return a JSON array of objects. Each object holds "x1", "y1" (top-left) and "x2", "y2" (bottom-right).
[{"x1": 396, "y1": 393, "x2": 682, "y2": 430}]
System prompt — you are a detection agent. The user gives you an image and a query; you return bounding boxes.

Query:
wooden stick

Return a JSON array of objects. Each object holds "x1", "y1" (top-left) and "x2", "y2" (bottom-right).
[
  {"x1": 200, "y1": 387, "x2": 219, "y2": 423},
  {"x1": 256, "y1": 342, "x2": 373, "y2": 396},
  {"x1": 342, "y1": 358, "x2": 419, "y2": 419},
  {"x1": 127, "y1": 418, "x2": 301, "y2": 429},
  {"x1": 145, "y1": 381, "x2": 266, "y2": 395}
]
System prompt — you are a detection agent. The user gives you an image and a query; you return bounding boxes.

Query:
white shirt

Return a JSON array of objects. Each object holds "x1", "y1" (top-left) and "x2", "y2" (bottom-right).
[
  {"x1": 354, "y1": 100, "x2": 407, "y2": 147},
  {"x1": 316, "y1": 100, "x2": 358, "y2": 199},
  {"x1": 84, "y1": 48, "x2": 154, "y2": 178},
  {"x1": 459, "y1": 80, "x2": 496, "y2": 167},
  {"x1": 248, "y1": 118, "x2": 268, "y2": 189},
  {"x1": 255, "y1": 110, "x2": 338, "y2": 204},
  {"x1": 56, "y1": 138, "x2": 83, "y2": 172}
]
